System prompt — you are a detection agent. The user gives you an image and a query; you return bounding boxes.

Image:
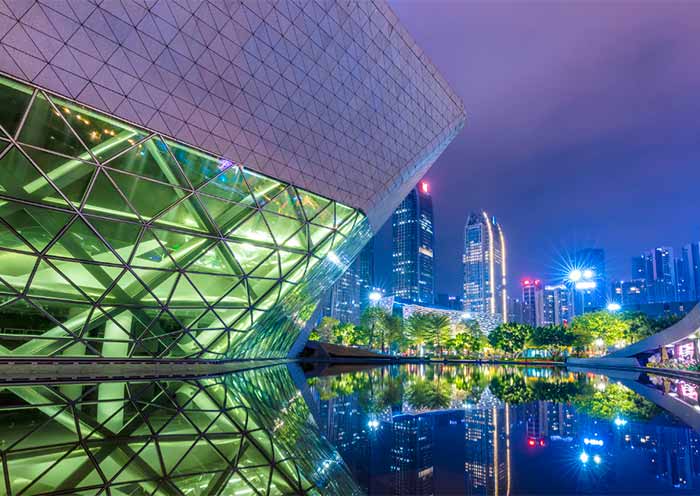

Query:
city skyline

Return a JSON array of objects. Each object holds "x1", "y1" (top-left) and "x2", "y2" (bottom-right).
[{"x1": 374, "y1": 0, "x2": 700, "y2": 297}]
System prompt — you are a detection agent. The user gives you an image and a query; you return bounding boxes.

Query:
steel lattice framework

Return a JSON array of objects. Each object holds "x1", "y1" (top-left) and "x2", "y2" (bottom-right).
[{"x1": 0, "y1": 75, "x2": 369, "y2": 359}]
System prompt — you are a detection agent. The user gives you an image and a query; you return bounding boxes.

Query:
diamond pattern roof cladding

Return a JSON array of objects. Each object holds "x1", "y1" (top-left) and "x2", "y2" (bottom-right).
[{"x1": 0, "y1": 0, "x2": 465, "y2": 230}]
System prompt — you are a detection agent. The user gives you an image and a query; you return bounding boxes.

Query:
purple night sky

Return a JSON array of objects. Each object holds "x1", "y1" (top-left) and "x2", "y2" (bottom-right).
[{"x1": 373, "y1": 0, "x2": 700, "y2": 297}]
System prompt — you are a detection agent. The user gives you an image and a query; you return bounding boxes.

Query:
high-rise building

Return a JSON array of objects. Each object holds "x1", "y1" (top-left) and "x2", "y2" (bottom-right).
[
  {"x1": 642, "y1": 247, "x2": 677, "y2": 303},
  {"x1": 463, "y1": 212, "x2": 507, "y2": 321},
  {"x1": 611, "y1": 279, "x2": 648, "y2": 306},
  {"x1": 0, "y1": 1, "x2": 464, "y2": 360},
  {"x1": 681, "y1": 243, "x2": 700, "y2": 302},
  {"x1": 507, "y1": 296, "x2": 524, "y2": 324},
  {"x1": 322, "y1": 240, "x2": 374, "y2": 324},
  {"x1": 521, "y1": 279, "x2": 544, "y2": 327},
  {"x1": 542, "y1": 285, "x2": 572, "y2": 326},
  {"x1": 392, "y1": 182, "x2": 435, "y2": 304},
  {"x1": 436, "y1": 293, "x2": 463, "y2": 310},
  {"x1": 392, "y1": 414, "x2": 435, "y2": 495}
]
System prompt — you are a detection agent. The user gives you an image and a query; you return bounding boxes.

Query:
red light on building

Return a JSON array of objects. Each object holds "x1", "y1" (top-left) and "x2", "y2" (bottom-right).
[
  {"x1": 421, "y1": 181, "x2": 429, "y2": 194},
  {"x1": 539, "y1": 439, "x2": 545, "y2": 447},
  {"x1": 522, "y1": 279, "x2": 531, "y2": 286},
  {"x1": 528, "y1": 438, "x2": 536, "y2": 447}
]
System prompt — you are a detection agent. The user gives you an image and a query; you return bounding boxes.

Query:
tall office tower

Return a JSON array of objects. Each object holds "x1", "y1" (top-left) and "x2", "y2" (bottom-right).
[
  {"x1": 611, "y1": 279, "x2": 648, "y2": 306},
  {"x1": 391, "y1": 414, "x2": 435, "y2": 496},
  {"x1": 521, "y1": 279, "x2": 544, "y2": 327},
  {"x1": 392, "y1": 182, "x2": 435, "y2": 304},
  {"x1": 436, "y1": 293, "x2": 463, "y2": 310},
  {"x1": 643, "y1": 247, "x2": 678, "y2": 303},
  {"x1": 463, "y1": 212, "x2": 507, "y2": 320},
  {"x1": 542, "y1": 285, "x2": 572, "y2": 326},
  {"x1": 574, "y1": 248, "x2": 608, "y2": 311},
  {"x1": 321, "y1": 239, "x2": 374, "y2": 324},
  {"x1": 676, "y1": 257, "x2": 692, "y2": 302},
  {"x1": 464, "y1": 395, "x2": 509, "y2": 496},
  {"x1": 507, "y1": 296, "x2": 524, "y2": 324},
  {"x1": 681, "y1": 243, "x2": 700, "y2": 301},
  {"x1": 0, "y1": 1, "x2": 465, "y2": 361}
]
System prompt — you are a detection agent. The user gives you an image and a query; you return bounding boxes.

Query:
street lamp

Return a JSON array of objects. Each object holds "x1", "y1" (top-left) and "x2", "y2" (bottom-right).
[
  {"x1": 583, "y1": 269, "x2": 594, "y2": 280},
  {"x1": 606, "y1": 302, "x2": 621, "y2": 312},
  {"x1": 569, "y1": 269, "x2": 582, "y2": 282},
  {"x1": 369, "y1": 291, "x2": 382, "y2": 303}
]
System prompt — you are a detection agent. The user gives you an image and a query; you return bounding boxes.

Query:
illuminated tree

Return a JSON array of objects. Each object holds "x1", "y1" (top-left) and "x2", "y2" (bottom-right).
[
  {"x1": 570, "y1": 311, "x2": 629, "y2": 347},
  {"x1": 488, "y1": 322, "x2": 531, "y2": 357},
  {"x1": 309, "y1": 316, "x2": 340, "y2": 342}
]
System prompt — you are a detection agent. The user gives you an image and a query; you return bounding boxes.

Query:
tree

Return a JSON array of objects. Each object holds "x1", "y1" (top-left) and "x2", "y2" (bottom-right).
[
  {"x1": 383, "y1": 314, "x2": 405, "y2": 354},
  {"x1": 406, "y1": 378, "x2": 451, "y2": 410},
  {"x1": 423, "y1": 313, "x2": 452, "y2": 356},
  {"x1": 360, "y1": 307, "x2": 387, "y2": 351},
  {"x1": 335, "y1": 322, "x2": 356, "y2": 346},
  {"x1": 490, "y1": 373, "x2": 533, "y2": 404},
  {"x1": 570, "y1": 311, "x2": 629, "y2": 347},
  {"x1": 405, "y1": 313, "x2": 430, "y2": 355},
  {"x1": 488, "y1": 322, "x2": 531, "y2": 357},
  {"x1": 310, "y1": 316, "x2": 339, "y2": 342}
]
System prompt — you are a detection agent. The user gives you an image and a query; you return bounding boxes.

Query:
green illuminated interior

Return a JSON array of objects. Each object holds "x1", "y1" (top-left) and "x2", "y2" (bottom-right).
[
  {"x1": 0, "y1": 365, "x2": 361, "y2": 495},
  {"x1": 0, "y1": 75, "x2": 367, "y2": 359}
]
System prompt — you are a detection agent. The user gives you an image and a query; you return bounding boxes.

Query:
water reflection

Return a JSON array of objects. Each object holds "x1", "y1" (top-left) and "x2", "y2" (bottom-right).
[
  {"x1": 0, "y1": 365, "x2": 361, "y2": 495},
  {"x1": 305, "y1": 364, "x2": 700, "y2": 495},
  {"x1": 2, "y1": 364, "x2": 700, "y2": 495}
]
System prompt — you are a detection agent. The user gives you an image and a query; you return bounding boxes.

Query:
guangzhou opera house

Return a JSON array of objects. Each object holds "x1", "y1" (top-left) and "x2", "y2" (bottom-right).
[{"x1": 0, "y1": 0, "x2": 464, "y2": 360}]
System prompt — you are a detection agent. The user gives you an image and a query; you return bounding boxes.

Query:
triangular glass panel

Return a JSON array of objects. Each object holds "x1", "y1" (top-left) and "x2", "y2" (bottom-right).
[
  {"x1": 308, "y1": 223, "x2": 334, "y2": 247},
  {"x1": 154, "y1": 195, "x2": 208, "y2": 232},
  {"x1": 0, "y1": 146, "x2": 69, "y2": 207},
  {"x1": 86, "y1": 216, "x2": 142, "y2": 263},
  {"x1": 262, "y1": 186, "x2": 303, "y2": 219},
  {"x1": 197, "y1": 192, "x2": 255, "y2": 233},
  {"x1": 0, "y1": 220, "x2": 33, "y2": 254},
  {"x1": 152, "y1": 228, "x2": 208, "y2": 269},
  {"x1": 214, "y1": 307, "x2": 247, "y2": 325},
  {"x1": 101, "y1": 269, "x2": 152, "y2": 304},
  {"x1": 278, "y1": 250, "x2": 306, "y2": 278},
  {"x1": 248, "y1": 251, "x2": 280, "y2": 279},
  {"x1": 0, "y1": 77, "x2": 33, "y2": 137},
  {"x1": 335, "y1": 203, "x2": 355, "y2": 228},
  {"x1": 187, "y1": 273, "x2": 241, "y2": 305},
  {"x1": 339, "y1": 212, "x2": 359, "y2": 236},
  {"x1": 168, "y1": 273, "x2": 207, "y2": 307},
  {"x1": 21, "y1": 145, "x2": 96, "y2": 207},
  {"x1": 48, "y1": 259, "x2": 116, "y2": 302},
  {"x1": 199, "y1": 165, "x2": 255, "y2": 205},
  {"x1": 106, "y1": 170, "x2": 186, "y2": 220},
  {"x1": 0, "y1": 252, "x2": 37, "y2": 292},
  {"x1": 134, "y1": 268, "x2": 177, "y2": 305},
  {"x1": 49, "y1": 93, "x2": 149, "y2": 163},
  {"x1": 254, "y1": 287, "x2": 280, "y2": 310},
  {"x1": 310, "y1": 201, "x2": 335, "y2": 229},
  {"x1": 131, "y1": 229, "x2": 177, "y2": 269},
  {"x1": 1, "y1": 202, "x2": 73, "y2": 252},
  {"x1": 262, "y1": 211, "x2": 306, "y2": 249},
  {"x1": 247, "y1": 277, "x2": 278, "y2": 303},
  {"x1": 217, "y1": 280, "x2": 249, "y2": 308},
  {"x1": 226, "y1": 241, "x2": 274, "y2": 274},
  {"x1": 27, "y1": 259, "x2": 90, "y2": 302},
  {"x1": 17, "y1": 93, "x2": 92, "y2": 159},
  {"x1": 228, "y1": 212, "x2": 274, "y2": 244},
  {"x1": 82, "y1": 169, "x2": 139, "y2": 221},
  {"x1": 187, "y1": 242, "x2": 239, "y2": 275},
  {"x1": 296, "y1": 188, "x2": 331, "y2": 222},
  {"x1": 167, "y1": 138, "x2": 225, "y2": 188},
  {"x1": 189, "y1": 308, "x2": 227, "y2": 330},
  {"x1": 243, "y1": 169, "x2": 286, "y2": 207},
  {"x1": 104, "y1": 137, "x2": 188, "y2": 187},
  {"x1": 47, "y1": 218, "x2": 121, "y2": 264},
  {"x1": 279, "y1": 281, "x2": 295, "y2": 300}
]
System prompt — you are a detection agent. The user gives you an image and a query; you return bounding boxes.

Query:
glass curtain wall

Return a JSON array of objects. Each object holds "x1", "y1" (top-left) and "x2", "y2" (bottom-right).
[{"x1": 0, "y1": 75, "x2": 367, "y2": 359}]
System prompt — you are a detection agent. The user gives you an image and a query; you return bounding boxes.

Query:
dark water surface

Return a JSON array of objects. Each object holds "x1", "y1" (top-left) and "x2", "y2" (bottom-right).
[{"x1": 2, "y1": 363, "x2": 700, "y2": 495}]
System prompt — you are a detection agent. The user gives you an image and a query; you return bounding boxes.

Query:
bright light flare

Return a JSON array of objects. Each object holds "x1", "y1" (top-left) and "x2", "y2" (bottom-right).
[
  {"x1": 583, "y1": 269, "x2": 594, "y2": 279},
  {"x1": 569, "y1": 269, "x2": 582, "y2": 282},
  {"x1": 369, "y1": 291, "x2": 382, "y2": 302},
  {"x1": 580, "y1": 451, "x2": 589, "y2": 463},
  {"x1": 607, "y1": 302, "x2": 621, "y2": 312},
  {"x1": 593, "y1": 454, "x2": 602, "y2": 465}
]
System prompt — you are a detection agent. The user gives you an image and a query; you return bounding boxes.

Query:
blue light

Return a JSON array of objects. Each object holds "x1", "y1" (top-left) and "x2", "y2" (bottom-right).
[
  {"x1": 614, "y1": 417, "x2": 627, "y2": 427},
  {"x1": 580, "y1": 451, "x2": 589, "y2": 463}
]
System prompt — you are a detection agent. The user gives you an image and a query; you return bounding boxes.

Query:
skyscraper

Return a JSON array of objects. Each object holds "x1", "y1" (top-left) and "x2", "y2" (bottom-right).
[
  {"x1": 681, "y1": 243, "x2": 700, "y2": 302},
  {"x1": 322, "y1": 240, "x2": 374, "y2": 324},
  {"x1": 392, "y1": 182, "x2": 435, "y2": 304},
  {"x1": 643, "y1": 247, "x2": 677, "y2": 303},
  {"x1": 521, "y1": 279, "x2": 544, "y2": 327},
  {"x1": 463, "y1": 212, "x2": 507, "y2": 320},
  {"x1": 542, "y1": 285, "x2": 572, "y2": 326},
  {"x1": 611, "y1": 279, "x2": 648, "y2": 306}
]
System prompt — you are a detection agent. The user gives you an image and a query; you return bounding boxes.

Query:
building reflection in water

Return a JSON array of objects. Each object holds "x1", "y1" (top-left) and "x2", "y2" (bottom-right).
[
  {"x1": 0, "y1": 365, "x2": 361, "y2": 495},
  {"x1": 306, "y1": 364, "x2": 700, "y2": 495}
]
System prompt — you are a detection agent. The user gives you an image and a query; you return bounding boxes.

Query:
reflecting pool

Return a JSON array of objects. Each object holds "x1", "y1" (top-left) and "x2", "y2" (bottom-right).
[{"x1": 2, "y1": 363, "x2": 700, "y2": 495}]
